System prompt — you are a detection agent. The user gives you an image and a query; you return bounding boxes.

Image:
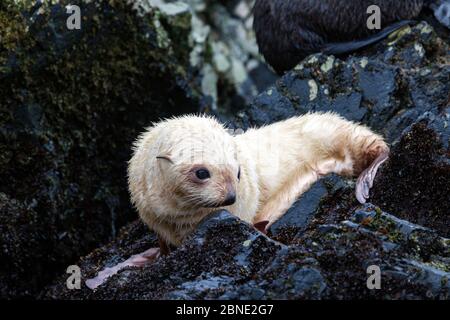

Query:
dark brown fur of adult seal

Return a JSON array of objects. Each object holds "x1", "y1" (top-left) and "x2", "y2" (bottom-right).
[{"x1": 253, "y1": 0, "x2": 425, "y2": 74}]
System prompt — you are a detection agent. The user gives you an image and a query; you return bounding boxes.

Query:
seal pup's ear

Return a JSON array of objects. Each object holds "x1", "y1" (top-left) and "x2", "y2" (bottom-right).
[
  {"x1": 156, "y1": 155, "x2": 174, "y2": 164},
  {"x1": 156, "y1": 155, "x2": 174, "y2": 172},
  {"x1": 156, "y1": 155, "x2": 173, "y2": 170}
]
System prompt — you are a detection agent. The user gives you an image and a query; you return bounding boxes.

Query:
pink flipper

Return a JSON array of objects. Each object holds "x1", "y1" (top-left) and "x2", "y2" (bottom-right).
[
  {"x1": 85, "y1": 247, "x2": 160, "y2": 290},
  {"x1": 355, "y1": 150, "x2": 389, "y2": 204},
  {"x1": 254, "y1": 220, "x2": 270, "y2": 234}
]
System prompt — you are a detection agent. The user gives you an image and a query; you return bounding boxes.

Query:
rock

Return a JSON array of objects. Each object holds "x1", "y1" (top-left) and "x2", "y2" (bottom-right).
[
  {"x1": 47, "y1": 200, "x2": 443, "y2": 301},
  {"x1": 351, "y1": 204, "x2": 430, "y2": 239},
  {"x1": 371, "y1": 115, "x2": 450, "y2": 238},
  {"x1": 269, "y1": 175, "x2": 348, "y2": 237},
  {"x1": 166, "y1": 275, "x2": 236, "y2": 300},
  {"x1": 42, "y1": 210, "x2": 284, "y2": 299},
  {"x1": 0, "y1": 193, "x2": 47, "y2": 298},
  {"x1": 343, "y1": 204, "x2": 449, "y2": 296},
  {"x1": 231, "y1": 248, "x2": 328, "y2": 299},
  {"x1": 396, "y1": 259, "x2": 450, "y2": 296},
  {"x1": 41, "y1": 219, "x2": 157, "y2": 300},
  {"x1": 44, "y1": 206, "x2": 449, "y2": 299},
  {"x1": 154, "y1": 0, "x2": 277, "y2": 112}
]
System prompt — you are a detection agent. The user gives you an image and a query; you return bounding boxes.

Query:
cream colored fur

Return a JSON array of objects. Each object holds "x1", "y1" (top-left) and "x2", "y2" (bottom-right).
[{"x1": 128, "y1": 113, "x2": 388, "y2": 246}]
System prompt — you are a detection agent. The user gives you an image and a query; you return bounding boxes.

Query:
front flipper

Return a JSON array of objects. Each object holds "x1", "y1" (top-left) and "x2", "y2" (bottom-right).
[
  {"x1": 355, "y1": 150, "x2": 389, "y2": 204},
  {"x1": 85, "y1": 236, "x2": 170, "y2": 290},
  {"x1": 85, "y1": 247, "x2": 160, "y2": 290}
]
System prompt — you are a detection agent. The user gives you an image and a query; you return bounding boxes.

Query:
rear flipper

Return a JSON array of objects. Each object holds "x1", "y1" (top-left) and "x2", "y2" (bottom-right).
[
  {"x1": 355, "y1": 149, "x2": 389, "y2": 204},
  {"x1": 428, "y1": 0, "x2": 450, "y2": 28},
  {"x1": 322, "y1": 20, "x2": 415, "y2": 56}
]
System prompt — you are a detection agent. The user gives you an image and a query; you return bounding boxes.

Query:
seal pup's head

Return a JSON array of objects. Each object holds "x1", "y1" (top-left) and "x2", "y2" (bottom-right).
[{"x1": 152, "y1": 115, "x2": 241, "y2": 212}]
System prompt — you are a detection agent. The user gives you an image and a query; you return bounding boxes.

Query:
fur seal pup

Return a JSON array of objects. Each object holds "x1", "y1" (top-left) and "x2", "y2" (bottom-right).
[
  {"x1": 253, "y1": 0, "x2": 449, "y2": 74},
  {"x1": 86, "y1": 113, "x2": 389, "y2": 289},
  {"x1": 129, "y1": 113, "x2": 389, "y2": 245}
]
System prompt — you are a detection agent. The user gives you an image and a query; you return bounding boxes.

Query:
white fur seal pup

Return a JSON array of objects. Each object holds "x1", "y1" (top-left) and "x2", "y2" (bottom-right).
[{"x1": 86, "y1": 113, "x2": 389, "y2": 289}]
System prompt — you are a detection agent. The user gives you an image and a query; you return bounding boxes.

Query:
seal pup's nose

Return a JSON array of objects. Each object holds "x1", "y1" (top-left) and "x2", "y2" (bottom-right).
[{"x1": 222, "y1": 192, "x2": 236, "y2": 206}]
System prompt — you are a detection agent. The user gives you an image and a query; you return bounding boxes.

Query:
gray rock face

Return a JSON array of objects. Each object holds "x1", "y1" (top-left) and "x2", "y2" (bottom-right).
[{"x1": 269, "y1": 175, "x2": 348, "y2": 237}]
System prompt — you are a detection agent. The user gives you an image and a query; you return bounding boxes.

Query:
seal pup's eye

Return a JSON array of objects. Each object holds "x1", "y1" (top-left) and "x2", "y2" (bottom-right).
[
  {"x1": 237, "y1": 167, "x2": 241, "y2": 181},
  {"x1": 195, "y1": 168, "x2": 210, "y2": 180}
]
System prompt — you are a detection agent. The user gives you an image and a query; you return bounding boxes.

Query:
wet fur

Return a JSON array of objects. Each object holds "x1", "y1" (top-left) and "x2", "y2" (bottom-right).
[{"x1": 129, "y1": 113, "x2": 388, "y2": 247}]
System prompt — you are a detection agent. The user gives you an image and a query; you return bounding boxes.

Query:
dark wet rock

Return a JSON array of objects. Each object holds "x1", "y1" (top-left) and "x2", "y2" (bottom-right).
[
  {"x1": 270, "y1": 175, "x2": 348, "y2": 237},
  {"x1": 399, "y1": 259, "x2": 450, "y2": 294},
  {"x1": 342, "y1": 204, "x2": 450, "y2": 297},
  {"x1": 308, "y1": 204, "x2": 449, "y2": 299},
  {"x1": 44, "y1": 208, "x2": 449, "y2": 299},
  {"x1": 166, "y1": 275, "x2": 236, "y2": 300},
  {"x1": 351, "y1": 204, "x2": 429, "y2": 240},
  {"x1": 371, "y1": 115, "x2": 450, "y2": 238},
  {"x1": 229, "y1": 248, "x2": 328, "y2": 300},
  {"x1": 0, "y1": 193, "x2": 48, "y2": 298}
]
